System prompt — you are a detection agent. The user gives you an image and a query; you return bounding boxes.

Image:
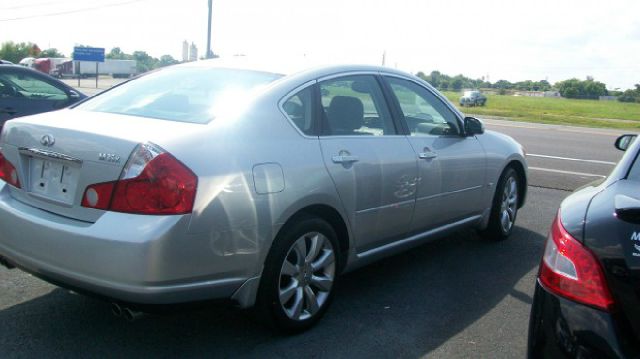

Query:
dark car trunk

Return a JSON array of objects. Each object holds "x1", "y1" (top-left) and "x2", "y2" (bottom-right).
[{"x1": 584, "y1": 180, "x2": 640, "y2": 344}]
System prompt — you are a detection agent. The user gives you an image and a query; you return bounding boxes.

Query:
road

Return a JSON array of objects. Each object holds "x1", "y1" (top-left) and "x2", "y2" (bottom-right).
[
  {"x1": 484, "y1": 118, "x2": 625, "y2": 191},
  {"x1": 0, "y1": 118, "x2": 630, "y2": 358}
]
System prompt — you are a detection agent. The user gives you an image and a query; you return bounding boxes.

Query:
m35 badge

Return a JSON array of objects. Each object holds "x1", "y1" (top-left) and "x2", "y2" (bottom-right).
[
  {"x1": 631, "y1": 232, "x2": 640, "y2": 257},
  {"x1": 98, "y1": 153, "x2": 121, "y2": 163}
]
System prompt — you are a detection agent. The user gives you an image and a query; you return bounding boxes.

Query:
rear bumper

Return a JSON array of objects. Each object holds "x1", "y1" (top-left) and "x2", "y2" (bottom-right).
[
  {"x1": 0, "y1": 182, "x2": 253, "y2": 305},
  {"x1": 528, "y1": 280, "x2": 640, "y2": 358}
]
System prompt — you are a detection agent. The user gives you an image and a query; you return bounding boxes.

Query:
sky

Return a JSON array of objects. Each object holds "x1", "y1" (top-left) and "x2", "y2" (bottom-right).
[{"x1": 1, "y1": 0, "x2": 639, "y2": 89}]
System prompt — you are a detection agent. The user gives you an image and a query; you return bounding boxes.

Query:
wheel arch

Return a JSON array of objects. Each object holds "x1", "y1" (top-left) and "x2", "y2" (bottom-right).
[
  {"x1": 505, "y1": 159, "x2": 527, "y2": 208},
  {"x1": 275, "y1": 204, "x2": 351, "y2": 273}
]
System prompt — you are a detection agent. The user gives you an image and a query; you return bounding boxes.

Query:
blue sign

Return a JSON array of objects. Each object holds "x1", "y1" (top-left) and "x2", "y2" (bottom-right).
[{"x1": 73, "y1": 47, "x2": 105, "y2": 62}]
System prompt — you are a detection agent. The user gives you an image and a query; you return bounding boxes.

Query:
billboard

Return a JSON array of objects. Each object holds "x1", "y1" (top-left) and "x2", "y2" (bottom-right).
[{"x1": 73, "y1": 47, "x2": 105, "y2": 62}]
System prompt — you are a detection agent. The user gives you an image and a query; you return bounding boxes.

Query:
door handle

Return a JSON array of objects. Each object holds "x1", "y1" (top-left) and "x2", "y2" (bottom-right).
[
  {"x1": 332, "y1": 155, "x2": 359, "y2": 164},
  {"x1": 0, "y1": 108, "x2": 17, "y2": 115},
  {"x1": 418, "y1": 151, "x2": 438, "y2": 159}
]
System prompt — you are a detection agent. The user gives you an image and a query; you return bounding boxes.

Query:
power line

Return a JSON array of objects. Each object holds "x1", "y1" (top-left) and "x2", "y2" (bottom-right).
[
  {"x1": 0, "y1": 1, "x2": 62, "y2": 11},
  {"x1": 0, "y1": 0, "x2": 149, "y2": 21}
]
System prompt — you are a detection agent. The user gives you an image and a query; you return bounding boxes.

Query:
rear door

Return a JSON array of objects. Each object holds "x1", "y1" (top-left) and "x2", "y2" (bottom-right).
[
  {"x1": 317, "y1": 74, "x2": 418, "y2": 253},
  {"x1": 382, "y1": 76, "x2": 486, "y2": 231},
  {"x1": 585, "y1": 158, "x2": 640, "y2": 343}
]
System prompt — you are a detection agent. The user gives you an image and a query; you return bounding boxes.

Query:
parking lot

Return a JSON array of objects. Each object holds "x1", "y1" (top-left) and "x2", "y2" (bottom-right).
[{"x1": 0, "y1": 118, "x2": 625, "y2": 358}]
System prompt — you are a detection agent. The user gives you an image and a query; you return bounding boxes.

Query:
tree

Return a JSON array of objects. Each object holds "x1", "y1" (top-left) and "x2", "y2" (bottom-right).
[
  {"x1": 106, "y1": 47, "x2": 132, "y2": 60},
  {"x1": 618, "y1": 84, "x2": 640, "y2": 103},
  {"x1": 556, "y1": 78, "x2": 608, "y2": 99},
  {"x1": 132, "y1": 51, "x2": 158, "y2": 73},
  {"x1": 0, "y1": 41, "x2": 40, "y2": 63},
  {"x1": 450, "y1": 77, "x2": 464, "y2": 91},
  {"x1": 38, "y1": 48, "x2": 65, "y2": 58},
  {"x1": 158, "y1": 55, "x2": 179, "y2": 68}
]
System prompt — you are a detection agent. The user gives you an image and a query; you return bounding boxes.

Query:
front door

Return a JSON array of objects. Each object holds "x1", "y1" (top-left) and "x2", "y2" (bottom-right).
[
  {"x1": 317, "y1": 74, "x2": 418, "y2": 253},
  {"x1": 383, "y1": 76, "x2": 486, "y2": 231}
]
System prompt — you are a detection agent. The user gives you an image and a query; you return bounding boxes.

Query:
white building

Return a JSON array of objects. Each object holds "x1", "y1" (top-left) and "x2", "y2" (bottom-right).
[
  {"x1": 189, "y1": 42, "x2": 198, "y2": 62},
  {"x1": 182, "y1": 41, "x2": 189, "y2": 62}
]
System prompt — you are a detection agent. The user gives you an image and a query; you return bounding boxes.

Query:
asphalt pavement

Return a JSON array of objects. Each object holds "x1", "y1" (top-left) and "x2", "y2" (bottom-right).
[
  {"x1": 0, "y1": 117, "x2": 631, "y2": 358},
  {"x1": 483, "y1": 118, "x2": 626, "y2": 191}
]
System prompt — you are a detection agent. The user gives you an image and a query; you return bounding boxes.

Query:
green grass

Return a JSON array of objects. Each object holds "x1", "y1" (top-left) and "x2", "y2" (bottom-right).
[{"x1": 441, "y1": 91, "x2": 640, "y2": 129}]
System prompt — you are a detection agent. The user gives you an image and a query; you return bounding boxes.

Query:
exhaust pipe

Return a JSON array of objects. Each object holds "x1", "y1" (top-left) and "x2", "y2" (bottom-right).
[
  {"x1": 122, "y1": 307, "x2": 145, "y2": 322},
  {"x1": 111, "y1": 303, "x2": 123, "y2": 317},
  {"x1": 111, "y1": 303, "x2": 145, "y2": 321}
]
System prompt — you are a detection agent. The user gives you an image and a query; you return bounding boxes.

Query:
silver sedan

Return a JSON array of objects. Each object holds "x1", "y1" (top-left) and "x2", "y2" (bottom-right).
[{"x1": 0, "y1": 60, "x2": 527, "y2": 331}]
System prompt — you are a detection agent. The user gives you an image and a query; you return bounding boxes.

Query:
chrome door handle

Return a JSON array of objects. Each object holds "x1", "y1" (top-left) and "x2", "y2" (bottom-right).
[
  {"x1": 332, "y1": 155, "x2": 359, "y2": 164},
  {"x1": 418, "y1": 152, "x2": 438, "y2": 159}
]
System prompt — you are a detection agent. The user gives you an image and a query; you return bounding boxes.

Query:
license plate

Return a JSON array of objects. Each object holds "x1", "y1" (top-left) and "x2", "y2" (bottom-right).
[{"x1": 28, "y1": 158, "x2": 80, "y2": 204}]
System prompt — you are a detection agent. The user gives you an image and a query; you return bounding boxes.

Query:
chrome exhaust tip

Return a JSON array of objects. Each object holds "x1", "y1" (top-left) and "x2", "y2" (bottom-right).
[
  {"x1": 122, "y1": 307, "x2": 144, "y2": 322},
  {"x1": 111, "y1": 303, "x2": 123, "y2": 317}
]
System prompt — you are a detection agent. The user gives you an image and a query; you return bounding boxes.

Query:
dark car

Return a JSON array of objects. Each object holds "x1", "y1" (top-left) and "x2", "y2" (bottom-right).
[
  {"x1": 0, "y1": 65, "x2": 86, "y2": 130},
  {"x1": 528, "y1": 134, "x2": 640, "y2": 358},
  {"x1": 459, "y1": 90, "x2": 486, "y2": 107}
]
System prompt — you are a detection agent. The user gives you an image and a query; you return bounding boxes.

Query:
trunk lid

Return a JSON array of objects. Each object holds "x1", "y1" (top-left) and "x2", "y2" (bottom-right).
[
  {"x1": 0, "y1": 109, "x2": 202, "y2": 222},
  {"x1": 584, "y1": 180, "x2": 640, "y2": 342}
]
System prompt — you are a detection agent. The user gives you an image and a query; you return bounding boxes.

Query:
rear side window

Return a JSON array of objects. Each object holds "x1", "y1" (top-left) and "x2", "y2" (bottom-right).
[
  {"x1": 77, "y1": 67, "x2": 282, "y2": 124},
  {"x1": 282, "y1": 86, "x2": 314, "y2": 136}
]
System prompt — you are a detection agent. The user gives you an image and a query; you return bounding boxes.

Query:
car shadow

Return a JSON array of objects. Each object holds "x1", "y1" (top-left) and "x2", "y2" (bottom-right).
[{"x1": 0, "y1": 226, "x2": 546, "y2": 358}]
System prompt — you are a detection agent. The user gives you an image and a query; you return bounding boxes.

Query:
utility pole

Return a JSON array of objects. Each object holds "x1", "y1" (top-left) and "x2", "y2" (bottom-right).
[{"x1": 206, "y1": 0, "x2": 213, "y2": 59}]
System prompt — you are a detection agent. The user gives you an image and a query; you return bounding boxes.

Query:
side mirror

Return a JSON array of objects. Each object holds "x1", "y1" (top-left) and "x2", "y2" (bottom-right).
[
  {"x1": 68, "y1": 90, "x2": 81, "y2": 99},
  {"x1": 615, "y1": 134, "x2": 637, "y2": 151},
  {"x1": 464, "y1": 116, "x2": 484, "y2": 136}
]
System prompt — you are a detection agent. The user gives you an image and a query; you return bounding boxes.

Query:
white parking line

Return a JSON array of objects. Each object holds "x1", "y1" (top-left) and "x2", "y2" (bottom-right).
[
  {"x1": 485, "y1": 120, "x2": 622, "y2": 137},
  {"x1": 528, "y1": 167, "x2": 606, "y2": 178},
  {"x1": 527, "y1": 153, "x2": 617, "y2": 166}
]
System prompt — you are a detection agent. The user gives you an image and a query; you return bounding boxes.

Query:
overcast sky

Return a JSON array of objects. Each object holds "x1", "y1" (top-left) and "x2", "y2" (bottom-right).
[{"x1": 1, "y1": 0, "x2": 639, "y2": 89}]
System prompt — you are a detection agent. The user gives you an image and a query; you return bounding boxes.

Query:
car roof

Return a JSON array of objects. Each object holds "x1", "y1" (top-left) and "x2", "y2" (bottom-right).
[{"x1": 176, "y1": 56, "x2": 415, "y2": 80}]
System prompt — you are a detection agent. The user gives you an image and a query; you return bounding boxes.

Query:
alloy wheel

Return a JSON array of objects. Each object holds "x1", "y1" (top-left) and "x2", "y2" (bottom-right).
[
  {"x1": 278, "y1": 232, "x2": 336, "y2": 321},
  {"x1": 500, "y1": 176, "x2": 518, "y2": 233}
]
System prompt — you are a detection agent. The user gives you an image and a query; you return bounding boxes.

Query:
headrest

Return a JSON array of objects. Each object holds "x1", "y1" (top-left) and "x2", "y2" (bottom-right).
[{"x1": 327, "y1": 96, "x2": 364, "y2": 133}]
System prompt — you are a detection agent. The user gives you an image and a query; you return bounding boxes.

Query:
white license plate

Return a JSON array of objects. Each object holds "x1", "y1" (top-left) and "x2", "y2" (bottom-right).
[{"x1": 28, "y1": 158, "x2": 80, "y2": 204}]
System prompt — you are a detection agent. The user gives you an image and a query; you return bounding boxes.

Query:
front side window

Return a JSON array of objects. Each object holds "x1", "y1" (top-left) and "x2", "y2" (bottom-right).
[
  {"x1": 0, "y1": 72, "x2": 68, "y2": 100},
  {"x1": 386, "y1": 77, "x2": 459, "y2": 136},
  {"x1": 77, "y1": 67, "x2": 282, "y2": 124},
  {"x1": 319, "y1": 75, "x2": 396, "y2": 136},
  {"x1": 282, "y1": 86, "x2": 314, "y2": 136}
]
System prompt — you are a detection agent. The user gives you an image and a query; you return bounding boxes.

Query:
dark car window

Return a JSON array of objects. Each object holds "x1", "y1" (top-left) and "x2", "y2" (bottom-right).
[
  {"x1": 627, "y1": 152, "x2": 640, "y2": 181},
  {"x1": 386, "y1": 77, "x2": 459, "y2": 136},
  {"x1": 0, "y1": 72, "x2": 68, "y2": 101},
  {"x1": 283, "y1": 85, "x2": 314, "y2": 136},
  {"x1": 319, "y1": 75, "x2": 396, "y2": 136},
  {"x1": 77, "y1": 67, "x2": 282, "y2": 124}
]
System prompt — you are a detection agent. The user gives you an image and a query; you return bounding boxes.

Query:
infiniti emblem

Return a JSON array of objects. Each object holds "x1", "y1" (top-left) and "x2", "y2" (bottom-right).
[{"x1": 40, "y1": 134, "x2": 55, "y2": 147}]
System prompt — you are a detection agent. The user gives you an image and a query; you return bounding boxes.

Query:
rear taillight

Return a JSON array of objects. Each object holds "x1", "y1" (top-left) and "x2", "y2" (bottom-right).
[
  {"x1": 539, "y1": 212, "x2": 615, "y2": 311},
  {"x1": 82, "y1": 143, "x2": 197, "y2": 215},
  {"x1": 0, "y1": 151, "x2": 21, "y2": 188}
]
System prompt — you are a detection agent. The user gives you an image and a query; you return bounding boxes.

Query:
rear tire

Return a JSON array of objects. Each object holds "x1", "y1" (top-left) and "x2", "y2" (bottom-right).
[
  {"x1": 256, "y1": 216, "x2": 339, "y2": 333},
  {"x1": 480, "y1": 167, "x2": 520, "y2": 241}
]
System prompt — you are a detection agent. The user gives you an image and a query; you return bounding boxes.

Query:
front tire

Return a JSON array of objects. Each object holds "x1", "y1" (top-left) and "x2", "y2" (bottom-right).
[
  {"x1": 481, "y1": 167, "x2": 520, "y2": 240},
  {"x1": 256, "y1": 216, "x2": 339, "y2": 332}
]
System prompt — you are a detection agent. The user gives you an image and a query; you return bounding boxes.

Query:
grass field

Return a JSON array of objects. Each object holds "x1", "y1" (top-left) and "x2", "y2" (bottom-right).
[{"x1": 441, "y1": 91, "x2": 640, "y2": 129}]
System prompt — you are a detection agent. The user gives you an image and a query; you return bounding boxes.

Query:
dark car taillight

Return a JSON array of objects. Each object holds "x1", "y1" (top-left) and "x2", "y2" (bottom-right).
[
  {"x1": 539, "y1": 211, "x2": 615, "y2": 311},
  {"x1": 0, "y1": 151, "x2": 21, "y2": 188},
  {"x1": 82, "y1": 143, "x2": 197, "y2": 215}
]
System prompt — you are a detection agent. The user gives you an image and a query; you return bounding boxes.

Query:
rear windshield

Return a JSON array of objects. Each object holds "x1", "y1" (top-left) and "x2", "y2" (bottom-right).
[{"x1": 76, "y1": 67, "x2": 283, "y2": 124}]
